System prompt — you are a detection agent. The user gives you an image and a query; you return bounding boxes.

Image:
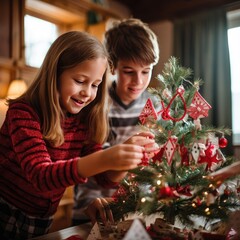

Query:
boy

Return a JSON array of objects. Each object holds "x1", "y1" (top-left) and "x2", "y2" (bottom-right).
[{"x1": 72, "y1": 18, "x2": 160, "y2": 225}]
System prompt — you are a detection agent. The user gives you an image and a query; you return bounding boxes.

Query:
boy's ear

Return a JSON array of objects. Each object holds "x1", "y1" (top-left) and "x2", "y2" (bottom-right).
[
  {"x1": 111, "y1": 68, "x2": 116, "y2": 75},
  {"x1": 109, "y1": 62, "x2": 116, "y2": 75}
]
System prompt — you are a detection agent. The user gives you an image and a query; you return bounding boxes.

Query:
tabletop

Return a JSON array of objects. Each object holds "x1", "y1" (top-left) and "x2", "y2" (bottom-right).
[{"x1": 30, "y1": 223, "x2": 92, "y2": 240}]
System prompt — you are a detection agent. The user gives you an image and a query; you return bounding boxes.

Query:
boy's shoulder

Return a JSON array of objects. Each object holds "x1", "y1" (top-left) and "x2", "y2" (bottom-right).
[{"x1": 141, "y1": 90, "x2": 159, "y2": 104}]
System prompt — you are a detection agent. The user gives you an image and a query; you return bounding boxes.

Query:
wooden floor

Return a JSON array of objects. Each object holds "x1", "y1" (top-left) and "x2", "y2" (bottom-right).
[{"x1": 31, "y1": 223, "x2": 92, "y2": 240}]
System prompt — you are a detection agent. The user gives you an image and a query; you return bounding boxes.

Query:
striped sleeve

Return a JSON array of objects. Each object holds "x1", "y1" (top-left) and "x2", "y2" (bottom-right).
[{"x1": 6, "y1": 102, "x2": 86, "y2": 191}]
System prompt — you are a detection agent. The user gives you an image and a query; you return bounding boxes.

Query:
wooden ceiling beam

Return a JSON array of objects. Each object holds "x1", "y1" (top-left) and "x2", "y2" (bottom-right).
[
  {"x1": 117, "y1": 0, "x2": 240, "y2": 23},
  {"x1": 40, "y1": 0, "x2": 122, "y2": 19}
]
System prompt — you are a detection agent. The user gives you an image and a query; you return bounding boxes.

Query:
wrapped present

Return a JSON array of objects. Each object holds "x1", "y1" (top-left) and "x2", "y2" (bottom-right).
[
  {"x1": 147, "y1": 218, "x2": 187, "y2": 240},
  {"x1": 86, "y1": 219, "x2": 148, "y2": 240},
  {"x1": 189, "y1": 230, "x2": 225, "y2": 240},
  {"x1": 86, "y1": 218, "x2": 229, "y2": 240}
]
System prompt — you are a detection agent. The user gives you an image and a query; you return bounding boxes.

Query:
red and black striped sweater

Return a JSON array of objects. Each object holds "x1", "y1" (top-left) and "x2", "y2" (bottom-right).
[{"x1": 0, "y1": 101, "x2": 113, "y2": 217}]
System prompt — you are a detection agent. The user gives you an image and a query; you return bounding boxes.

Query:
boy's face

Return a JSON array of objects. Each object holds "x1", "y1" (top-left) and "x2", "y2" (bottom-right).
[{"x1": 114, "y1": 59, "x2": 153, "y2": 105}]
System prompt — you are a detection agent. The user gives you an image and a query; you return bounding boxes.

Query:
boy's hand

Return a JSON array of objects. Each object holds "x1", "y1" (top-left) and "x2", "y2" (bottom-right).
[{"x1": 84, "y1": 197, "x2": 114, "y2": 225}]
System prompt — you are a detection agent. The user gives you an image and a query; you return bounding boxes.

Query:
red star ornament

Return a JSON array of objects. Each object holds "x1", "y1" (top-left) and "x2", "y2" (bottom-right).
[
  {"x1": 198, "y1": 147, "x2": 220, "y2": 171},
  {"x1": 188, "y1": 91, "x2": 212, "y2": 119},
  {"x1": 139, "y1": 98, "x2": 158, "y2": 124}
]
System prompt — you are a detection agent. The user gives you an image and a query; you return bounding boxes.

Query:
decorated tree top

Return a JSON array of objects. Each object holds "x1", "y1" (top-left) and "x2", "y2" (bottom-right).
[{"x1": 110, "y1": 57, "x2": 239, "y2": 229}]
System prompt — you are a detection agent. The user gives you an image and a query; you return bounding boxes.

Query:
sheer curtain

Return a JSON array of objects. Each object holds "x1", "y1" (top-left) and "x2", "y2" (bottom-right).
[{"x1": 173, "y1": 8, "x2": 233, "y2": 154}]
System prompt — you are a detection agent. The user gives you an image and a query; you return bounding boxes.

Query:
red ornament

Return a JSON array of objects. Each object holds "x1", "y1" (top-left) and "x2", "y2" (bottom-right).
[
  {"x1": 139, "y1": 151, "x2": 149, "y2": 166},
  {"x1": 219, "y1": 137, "x2": 228, "y2": 148},
  {"x1": 159, "y1": 89, "x2": 187, "y2": 122},
  {"x1": 180, "y1": 145, "x2": 189, "y2": 166},
  {"x1": 198, "y1": 144, "x2": 220, "y2": 171},
  {"x1": 161, "y1": 109, "x2": 170, "y2": 120},
  {"x1": 205, "y1": 144, "x2": 215, "y2": 157},
  {"x1": 159, "y1": 186, "x2": 174, "y2": 198},
  {"x1": 188, "y1": 91, "x2": 212, "y2": 119},
  {"x1": 139, "y1": 98, "x2": 158, "y2": 124},
  {"x1": 176, "y1": 184, "x2": 192, "y2": 196},
  {"x1": 194, "y1": 197, "x2": 202, "y2": 206},
  {"x1": 224, "y1": 187, "x2": 231, "y2": 195},
  {"x1": 152, "y1": 147, "x2": 165, "y2": 163}
]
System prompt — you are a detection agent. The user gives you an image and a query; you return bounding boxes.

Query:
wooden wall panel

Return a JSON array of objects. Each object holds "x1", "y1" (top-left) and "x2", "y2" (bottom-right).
[
  {"x1": 0, "y1": 0, "x2": 11, "y2": 58},
  {"x1": 0, "y1": 0, "x2": 24, "y2": 98}
]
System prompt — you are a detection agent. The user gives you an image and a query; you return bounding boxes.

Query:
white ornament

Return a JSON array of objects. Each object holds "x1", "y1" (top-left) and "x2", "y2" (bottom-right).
[
  {"x1": 191, "y1": 143, "x2": 200, "y2": 163},
  {"x1": 123, "y1": 219, "x2": 151, "y2": 240}
]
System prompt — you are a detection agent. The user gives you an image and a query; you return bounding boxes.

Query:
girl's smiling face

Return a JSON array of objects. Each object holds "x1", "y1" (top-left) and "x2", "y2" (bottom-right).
[{"x1": 58, "y1": 57, "x2": 107, "y2": 115}]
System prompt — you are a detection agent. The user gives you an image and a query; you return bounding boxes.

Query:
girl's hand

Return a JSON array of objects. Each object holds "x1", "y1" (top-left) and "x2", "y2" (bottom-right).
[
  {"x1": 124, "y1": 131, "x2": 159, "y2": 158},
  {"x1": 102, "y1": 144, "x2": 145, "y2": 171},
  {"x1": 104, "y1": 132, "x2": 158, "y2": 171},
  {"x1": 84, "y1": 197, "x2": 114, "y2": 225},
  {"x1": 77, "y1": 132, "x2": 158, "y2": 178},
  {"x1": 124, "y1": 131, "x2": 155, "y2": 146}
]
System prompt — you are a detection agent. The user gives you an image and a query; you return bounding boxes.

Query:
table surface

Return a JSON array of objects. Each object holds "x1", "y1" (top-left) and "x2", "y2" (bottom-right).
[{"x1": 31, "y1": 223, "x2": 92, "y2": 240}]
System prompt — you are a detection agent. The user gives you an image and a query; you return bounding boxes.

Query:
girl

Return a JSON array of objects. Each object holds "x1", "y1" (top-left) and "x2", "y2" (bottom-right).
[{"x1": 0, "y1": 31, "x2": 156, "y2": 239}]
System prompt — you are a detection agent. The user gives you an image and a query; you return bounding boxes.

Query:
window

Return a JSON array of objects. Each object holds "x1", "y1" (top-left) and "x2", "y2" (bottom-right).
[
  {"x1": 227, "y1": 9, "x2": 240, "y2": 145},
  {"x1": 24, "y1": 0, "x2": 86, "y2": 68},
  {"x1": 24, "y1": 15, "x2": 58, "y2": 68}
]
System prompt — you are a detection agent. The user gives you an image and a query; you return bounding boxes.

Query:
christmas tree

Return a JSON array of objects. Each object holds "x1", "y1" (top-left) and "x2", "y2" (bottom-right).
[{"x1": 110, "y1": 57, "x2": 240, "y2": 230}]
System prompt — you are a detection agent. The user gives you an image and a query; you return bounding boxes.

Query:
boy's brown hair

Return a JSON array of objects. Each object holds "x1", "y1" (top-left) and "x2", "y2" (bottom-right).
[{"x1": 104, "y1": 18, "x2": 159, "y2": 73}]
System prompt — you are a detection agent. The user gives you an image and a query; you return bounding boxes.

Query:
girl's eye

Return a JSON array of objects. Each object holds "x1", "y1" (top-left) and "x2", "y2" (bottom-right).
[
  {"x1": 74, "y1": 79, "x2": 84, "y2": 84},
  {"x1": 92, "y1": 84, "x2": 99, "y2": 88}
]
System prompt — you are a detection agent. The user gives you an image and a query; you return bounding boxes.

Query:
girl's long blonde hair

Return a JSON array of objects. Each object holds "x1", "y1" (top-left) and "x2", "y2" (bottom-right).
[{"x1": 8, "y1": 31, "x2": 110, "y2": 146}]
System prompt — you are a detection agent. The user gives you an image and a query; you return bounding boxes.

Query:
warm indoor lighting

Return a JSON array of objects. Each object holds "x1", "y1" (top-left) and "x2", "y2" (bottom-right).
[
  {"x1": 0, "y1": 80, "x2": 27, "y2": 127},
  {"x1": 0, "y1": 99, "x2": 8, "y2": 126},
  {"x1": 7, "y1": 79, "x2": 27, "y2": 99}
]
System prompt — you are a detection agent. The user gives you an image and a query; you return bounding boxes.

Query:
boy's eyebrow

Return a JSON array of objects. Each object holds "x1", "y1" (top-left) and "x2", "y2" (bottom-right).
[
  {"x1": 122, "y1": 66, "x2": 133, "y2": 69},
  {"x1": 122, "y1": 66, "x2": 152, "y2": 70}
]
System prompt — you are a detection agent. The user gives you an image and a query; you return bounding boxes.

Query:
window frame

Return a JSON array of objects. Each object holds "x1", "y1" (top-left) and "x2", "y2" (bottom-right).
[{"x1": 227, "y1": 9, "x2": 240, "y2": 146}]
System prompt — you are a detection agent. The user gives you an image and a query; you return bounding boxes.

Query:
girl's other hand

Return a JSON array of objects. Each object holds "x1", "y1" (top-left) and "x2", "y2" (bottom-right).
[{"x1": 208, "y1": 162, "x2": 240, "y2": 186}]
